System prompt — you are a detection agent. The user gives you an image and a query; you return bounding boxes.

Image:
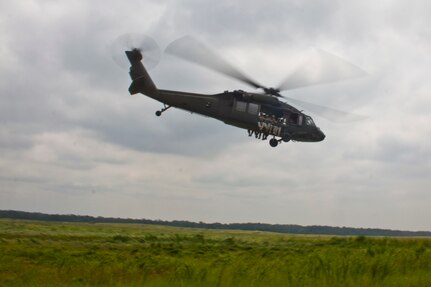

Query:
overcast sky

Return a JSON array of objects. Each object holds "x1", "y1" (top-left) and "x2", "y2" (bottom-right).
[{"x1": 1, "y1": 1, "x2": 431, "y2": 231}]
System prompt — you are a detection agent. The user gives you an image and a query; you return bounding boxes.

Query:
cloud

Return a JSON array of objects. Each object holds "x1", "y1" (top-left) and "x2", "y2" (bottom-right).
[{"x1": 1, "y1": 0, "x2": 431, "y2": 231}]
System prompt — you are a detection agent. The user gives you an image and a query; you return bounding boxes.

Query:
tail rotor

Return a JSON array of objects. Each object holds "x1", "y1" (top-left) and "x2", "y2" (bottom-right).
[{"x1": 110, "y1": 33, "x2": 161, "y2": 70}]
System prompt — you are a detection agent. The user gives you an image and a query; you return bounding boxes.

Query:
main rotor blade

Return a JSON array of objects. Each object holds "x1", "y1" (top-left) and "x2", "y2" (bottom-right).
[
  {"x1": 165, "y1": 36, "x2": 263, "y2": 89},
  {"x1": 277, "y1": 49, "x2": 367, "y2": 91},
  {"x1": 285, "y1": 97, "x2": 366, "y2": 122}
]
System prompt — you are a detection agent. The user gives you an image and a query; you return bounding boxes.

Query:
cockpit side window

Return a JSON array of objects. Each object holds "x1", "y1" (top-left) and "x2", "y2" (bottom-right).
[
  {"x1": 289, "y1": 113, "x2": 299, "y2": 125},
  {"x1": 305, "y1": 116, "x2": 315, "y2": 126}
]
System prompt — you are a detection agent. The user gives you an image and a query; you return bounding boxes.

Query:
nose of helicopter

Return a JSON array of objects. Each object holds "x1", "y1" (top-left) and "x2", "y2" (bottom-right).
[{"x1": 315, "y1": 129, "x2": 326, "y2": 141}]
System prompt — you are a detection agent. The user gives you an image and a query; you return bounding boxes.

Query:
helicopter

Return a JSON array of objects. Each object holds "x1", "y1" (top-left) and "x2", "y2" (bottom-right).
[{"x1": 121, "y1": 35, "x2": 365, "y2": 147}]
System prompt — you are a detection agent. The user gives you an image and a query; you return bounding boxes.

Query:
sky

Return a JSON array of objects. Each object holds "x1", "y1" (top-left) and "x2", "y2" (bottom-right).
[{"x1": 1, "y1": 0, "x2": 431, "y2": 231}]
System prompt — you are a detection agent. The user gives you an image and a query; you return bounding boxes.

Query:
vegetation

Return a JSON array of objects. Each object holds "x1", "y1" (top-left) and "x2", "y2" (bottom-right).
[
  {"x1": 2, "y1": 210, "x2": 431, "y2": 237},
  {"x1": 1, "y1": 219, "x2": 431, "y2": 286}
]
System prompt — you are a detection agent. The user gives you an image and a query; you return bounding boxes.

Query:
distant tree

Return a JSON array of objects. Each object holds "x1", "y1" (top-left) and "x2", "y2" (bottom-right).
[{"x1": 1, "y1": 210, "x2": 430, "y2": 237}]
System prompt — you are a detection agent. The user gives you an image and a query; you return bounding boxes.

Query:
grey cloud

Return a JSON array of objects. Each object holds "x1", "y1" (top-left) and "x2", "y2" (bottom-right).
[
  {"x1": 153, "y1": 1, "x2": 338, "y2": 44},
  {"x1": 1, "y1": 0, "x2": 431, "y2": 230}
]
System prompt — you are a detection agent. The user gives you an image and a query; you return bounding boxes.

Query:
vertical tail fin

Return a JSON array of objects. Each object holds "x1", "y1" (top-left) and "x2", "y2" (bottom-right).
[{"x1": 126, "y1": 49, "x2": 158, "y2": 97}]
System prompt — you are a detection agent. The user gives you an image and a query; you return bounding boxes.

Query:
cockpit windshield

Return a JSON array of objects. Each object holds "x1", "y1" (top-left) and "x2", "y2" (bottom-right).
[{"x1": 305, "y1": 116, "x2": 315, "y2": 127}]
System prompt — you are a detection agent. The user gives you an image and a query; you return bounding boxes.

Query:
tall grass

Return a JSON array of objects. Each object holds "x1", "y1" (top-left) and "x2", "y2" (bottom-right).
[{"x1": 1, "y1": 219, "x2": 430, "y2": 286}]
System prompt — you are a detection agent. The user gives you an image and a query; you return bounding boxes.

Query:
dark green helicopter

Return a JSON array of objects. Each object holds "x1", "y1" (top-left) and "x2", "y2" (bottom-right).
[{"x1": 122, "y1": 36, "x2": 364, "y2": 147}]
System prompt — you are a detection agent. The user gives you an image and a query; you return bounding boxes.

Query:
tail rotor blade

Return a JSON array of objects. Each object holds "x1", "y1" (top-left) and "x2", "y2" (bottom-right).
[{"x1": 110, "y1": 33, "x2": 161, "y2": 70}]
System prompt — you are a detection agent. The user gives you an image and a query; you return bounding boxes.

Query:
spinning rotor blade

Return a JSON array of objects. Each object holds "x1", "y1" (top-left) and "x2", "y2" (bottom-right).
[
  {"x1": 165, "y1": 36, "x2": 263, "y2": 89},
  {"x1": 285, "y1": 97, "x2": 365, "y2": 122},
  {"x1": 110, "y1": 33, "x2": 161, "y2": 70},
  {"x1": 277, "y1": 49, "x2": 367, "y2": 91}
]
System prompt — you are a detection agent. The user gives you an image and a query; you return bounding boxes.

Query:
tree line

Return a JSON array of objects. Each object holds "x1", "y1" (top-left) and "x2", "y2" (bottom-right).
[{"x1": 1, "y1": 209, "x2": 430, "y2": 237}]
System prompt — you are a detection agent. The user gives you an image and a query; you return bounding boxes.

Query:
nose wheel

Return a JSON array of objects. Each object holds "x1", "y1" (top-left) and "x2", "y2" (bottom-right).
[
  {"x1": 155, "y1": 105, "x2": 171, "y2": 116},
  {"x1": 269, "y1": 138, "x2": 278, "y2": 147},
  {"x1": 246, "y1": 130, "x2": 284, "y2": 147}
]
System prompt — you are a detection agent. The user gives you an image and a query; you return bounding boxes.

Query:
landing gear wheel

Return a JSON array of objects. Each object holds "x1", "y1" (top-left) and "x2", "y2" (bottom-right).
[
  {"x1": 269, "y1": 138, "x2": 278, "y2": 147},
  {"x1": 155, "y1": 105, "x2": 171, "y2": 117}
]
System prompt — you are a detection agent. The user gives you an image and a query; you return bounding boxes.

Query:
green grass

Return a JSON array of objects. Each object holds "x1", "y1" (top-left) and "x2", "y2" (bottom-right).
[{"x1": 1, "y1": 219, "x2": 431, "y2": 286}]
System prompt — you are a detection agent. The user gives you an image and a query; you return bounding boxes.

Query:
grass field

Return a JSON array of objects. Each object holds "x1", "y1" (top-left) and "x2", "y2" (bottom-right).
[{"x1": 1, "y1": 219, "x2": 431, "y2": 286}]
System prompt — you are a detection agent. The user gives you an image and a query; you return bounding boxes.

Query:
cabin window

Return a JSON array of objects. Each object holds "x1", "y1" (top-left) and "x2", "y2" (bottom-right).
[
  {"x1": 235, "y1": 100, "x2": 247, "y2": 112},
  {"x1": 248, "y1": 103, "x2": 259, "y2": 115}
]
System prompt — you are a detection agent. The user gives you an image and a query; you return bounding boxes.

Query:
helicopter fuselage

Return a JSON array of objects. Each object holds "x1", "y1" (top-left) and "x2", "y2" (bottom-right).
[
  {"x1": 150, "y1": 89, "x2": 325, "y2": 143},
  {"x1": 126, "y1": 48, "x2": 325, "y2": 146}
]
